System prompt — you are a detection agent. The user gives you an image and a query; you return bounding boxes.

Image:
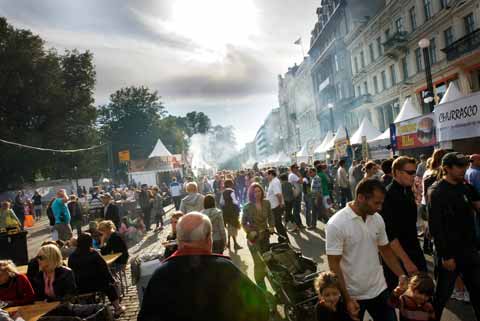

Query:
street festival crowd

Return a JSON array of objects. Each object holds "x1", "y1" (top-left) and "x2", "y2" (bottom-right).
[{"x1": 0, "y1": 151, "x2": 479, "y2": 320}]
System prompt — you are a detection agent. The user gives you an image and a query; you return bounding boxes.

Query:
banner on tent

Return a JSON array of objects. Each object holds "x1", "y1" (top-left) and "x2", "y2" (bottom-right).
[
  {"x1": 435, "y1": 92, "x2": 480, "y2": 142},
  {"x1": 395, "y1": 113, "x2": 436, "y2": 150},
  {"x1": 334, "y1": 139, "x2": 349, "y2": 159}
]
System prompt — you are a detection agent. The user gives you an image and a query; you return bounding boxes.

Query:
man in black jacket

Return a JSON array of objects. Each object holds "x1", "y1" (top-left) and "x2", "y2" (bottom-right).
[
  {"x1": 380, "y1": 156, "x2": 427, "y2": 291},
  {"x1": 101, "y1": 194, "x2": 120, "y2": 230},
  {"x1": 428, "y1": 152, "x2": 480, "y2": 320},
  {"x1": 138, "y1": 212, "x2": 269, "y2": 321}
]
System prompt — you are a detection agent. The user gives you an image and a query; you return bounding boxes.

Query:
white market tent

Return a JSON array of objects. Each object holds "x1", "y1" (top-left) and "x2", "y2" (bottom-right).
[
  {"x1": 275, "y1": 151, "x2": 291, "y2": 165},
  {"x1": 439, "y1": 82, "x2": 463, "y2": 104},
  {"x1": 297, "y1": 143, "x2": 309, "y2": 157},
  {"x1": 148, "y1": 138, "x2": 172, "y2": 158},
  {"x1": 369, "y1": 128, "x2": 390, "y2": 143},
  {"x1": 334, "y1": 126, "x2": 347, "y2": 142},
  {"x1": 350, "y1": 118, "x2": 381, "y2": 145},
  {"x1": 394, "y1": 97, "x2": 421, "y2": 123},
  {"x1": 314, "y1": 131, "x2": 334, "y2": 154}
]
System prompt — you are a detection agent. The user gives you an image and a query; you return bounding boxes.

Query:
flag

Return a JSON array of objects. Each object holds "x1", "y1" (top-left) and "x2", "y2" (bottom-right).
[{"x1": 294, "y1": 37, "x2": 302, "y2": 45}]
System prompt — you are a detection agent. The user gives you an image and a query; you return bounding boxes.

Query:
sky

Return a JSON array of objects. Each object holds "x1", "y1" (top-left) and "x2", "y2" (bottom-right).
[{"x1": 0, "y1": 0, "x2": 318, "y2": 148}]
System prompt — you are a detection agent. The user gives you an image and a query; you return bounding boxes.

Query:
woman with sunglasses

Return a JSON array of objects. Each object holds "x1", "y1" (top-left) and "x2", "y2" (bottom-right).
[
  {"x1": 0, "y1": 260, "x2": 35, "y2": 307},
  {"x1": 379, "y1": 156, "x2": 427, "y2": 292},
  {"x1": 163, "y1": 212, "x2": 184, "y2": 258},
  {"x1": 33, "y1": 244, "x2": 76, "y2": 301}
]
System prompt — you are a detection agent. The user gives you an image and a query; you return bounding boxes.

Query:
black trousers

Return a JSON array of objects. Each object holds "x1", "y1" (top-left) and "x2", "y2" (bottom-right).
[
  {"x1": 272, "y1": 206, "x2": 289, "y2": 243},
  {"x1": 143, "y1": 208, "x2": 152, "y2": 231},
  {"x1": 434, "y1": 252, "x2": 480, "y2": 320},
  {"x1": 173, "y1": 196, "x2": 182, "y2": 210}
]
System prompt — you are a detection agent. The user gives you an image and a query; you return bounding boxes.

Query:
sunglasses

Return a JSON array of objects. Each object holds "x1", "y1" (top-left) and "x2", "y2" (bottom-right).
[
  {"x1": 401, "y1": 169, "x2": 417, "y2": 176},
  {"x1": 36, "y1": 255, "x2": 46, "y2": 261}
]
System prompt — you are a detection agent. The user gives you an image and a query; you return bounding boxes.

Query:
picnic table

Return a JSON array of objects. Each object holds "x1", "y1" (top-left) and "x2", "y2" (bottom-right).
[
  {"x1": 16, "y1": 253, "x2": 123, "y2": 275},
  {"x1": 5, "y1": 301, "x2": 60, "y2": 321}
]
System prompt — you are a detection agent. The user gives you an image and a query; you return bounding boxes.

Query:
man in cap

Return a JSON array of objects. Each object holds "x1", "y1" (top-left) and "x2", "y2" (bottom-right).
[
  {"x1": 428, "y1": 152, "x2": 480, "y2": 320},
  {"x1": 466, "y1": 153, "x2": 480, "y2": 193},
  {"x1": 138, "y1": 212, "x2": 268, "y2": 321},
  {"x1": 101, "y1": 193, "x2": 120, "y2": 230}
]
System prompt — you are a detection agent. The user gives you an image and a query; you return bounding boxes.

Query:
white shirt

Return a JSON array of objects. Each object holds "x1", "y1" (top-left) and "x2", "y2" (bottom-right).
[
  {"x1": 288, "y1": 173, "x2": 302, "y2": 196},
  {"x1": 267, "y1": 177, "x2": 282, "y2": 209},
  {"x1": 326, "y1": 205, "x2": 389, "y2": 300}
]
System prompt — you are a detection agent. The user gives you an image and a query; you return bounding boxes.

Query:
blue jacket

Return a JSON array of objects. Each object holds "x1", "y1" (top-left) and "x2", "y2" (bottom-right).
[{"x1": 52, "y1": 198, "x2": 71, "y2": 224}]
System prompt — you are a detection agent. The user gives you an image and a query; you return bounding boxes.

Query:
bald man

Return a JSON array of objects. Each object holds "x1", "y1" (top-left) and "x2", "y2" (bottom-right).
[{"x1": 138, "y1": 212, "x2": 269, "y2": 321}]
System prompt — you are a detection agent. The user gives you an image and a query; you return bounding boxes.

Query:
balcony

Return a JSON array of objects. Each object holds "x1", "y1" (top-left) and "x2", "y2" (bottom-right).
[
  {"x1": 442, "y1": 29, "x2": 480, "y2": 61},
  {"x1": 383, "y1": 31, "x2": 409, "y2": 59},
  {"x1": 351, "y1": 94, "x2": 372, "y2": 109}
]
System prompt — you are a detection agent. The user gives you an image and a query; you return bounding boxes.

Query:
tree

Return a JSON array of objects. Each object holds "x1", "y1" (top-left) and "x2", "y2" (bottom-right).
[
  {"x1": 184, "y1": 111, "x2": 211, "y2": 136},
  {"x1": 0, "y1": 18, "x2": 99, "y2": 190},
  {"x1": 98, "y1": 86, "x2": 167, "y2": 179}
]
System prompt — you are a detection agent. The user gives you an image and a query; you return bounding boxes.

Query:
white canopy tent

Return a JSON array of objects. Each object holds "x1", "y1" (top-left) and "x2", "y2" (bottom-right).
[
  {"x1": 148, "y1": 139, "x2": 172, "y2": 158},
  {"x1": 394, "y1": 97, "x2": 421, "y2": 123},
  {"x1": 275, "y1": 151, "x2": 291, "y2": 165},
  {"x1": 439, "y1": 82, "x2": 463, "y2": 104},
  {"x1": 350, "y1": 118, "x2": 382, "y2": 145},
  {"x1": 297, "y1": 143, "x2": 309, "y2": 157},
  {"x1": 369, "y1": 128, "x2": 390, "y2": 143},
  {"x1": 334, "y1": 126, "x2": 347, "y2": 142},
  {"x1": 314, "y1": 131, "x2": 334, "y2": 154}
]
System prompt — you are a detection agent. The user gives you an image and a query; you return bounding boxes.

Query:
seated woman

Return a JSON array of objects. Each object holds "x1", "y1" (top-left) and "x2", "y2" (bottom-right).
[
  {"x1": 0, "y1": 260, "x2": 35, "y2": 306},
  {"x1": 68, "y1": 233, "x2": 125, "y2": 317},
  {"x1": 162, "y1": 211, "x2": 184, "y2": 258},
  {"x1": 26, "y1": 240, "x2": 64, "y2": 286},
  {"x1": 33, "y1": 244, "x2": 76, "y2": 301},
  {"x1": 97, "y1": 220, "x2": 129, "y2": 267}
]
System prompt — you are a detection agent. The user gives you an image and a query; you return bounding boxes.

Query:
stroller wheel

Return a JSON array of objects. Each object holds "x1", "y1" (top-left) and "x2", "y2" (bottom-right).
[{"x1": 283, "y1": 304, "x2": 297, "y2": 321}]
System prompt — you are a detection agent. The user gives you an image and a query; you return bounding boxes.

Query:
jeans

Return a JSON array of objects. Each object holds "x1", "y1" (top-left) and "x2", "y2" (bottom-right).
[
  {"x1": 306, "y1": 195, "x2": 320, "y2": 227},
  {"x1": 292, "y1": 196, "x2": 302, "y2": 227},
  {"x1": 143, "y1": 208, "x2": 151, "y2": 231},
  {"x1": 339, "y1": 187, "x2": 352, "y2": 209},
  {"x1": 284, "y1": 201, "x2": 293, "y2": 224},
  {"x1": 272, "y1": 206, "x2": 289, "y2": 243},
  {"x1": 173, "y1": 196, "x2": 182, "y2": 211},
  {"x1": 358, "y1": 289, "x2": 397, "y2": 321},
  {"x1": 434, "y1": 252, "x2": 480, "y2": 320}
]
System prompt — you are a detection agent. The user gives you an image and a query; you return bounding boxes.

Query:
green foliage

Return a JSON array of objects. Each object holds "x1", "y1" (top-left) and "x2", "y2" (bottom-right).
[{"x1": 0, "y1": 18, "x2": 99, "y2": 191}]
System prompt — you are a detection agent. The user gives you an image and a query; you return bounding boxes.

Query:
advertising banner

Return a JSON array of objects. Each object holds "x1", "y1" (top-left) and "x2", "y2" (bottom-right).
[
  {"x1": 361, "y1": 136, "x2": 369, "y2": 160},
  {"x1": 434, "y1": 92, "x2": 480, "y2": 142},
  {"x1": 334, "y1": 138, "x2": 349, "y2": 159},
  {"x1": 118, "y1": 150, "x2": 130, "y2": 162},
  {"x1": 395, "y1": 113, "x2": 436, "y2": 150}
]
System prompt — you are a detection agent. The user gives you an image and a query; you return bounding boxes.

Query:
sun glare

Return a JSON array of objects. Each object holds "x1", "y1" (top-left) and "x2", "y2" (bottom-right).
[{"x1": 167, "y1": 0, "x2": 259, "y2": 56}]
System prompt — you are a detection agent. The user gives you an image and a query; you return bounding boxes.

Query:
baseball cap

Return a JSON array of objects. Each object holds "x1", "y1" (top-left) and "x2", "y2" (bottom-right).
[
  {"x1": 469, "y1": 154, "x2": 480, "y2": 162},
  {"x1": 441, "y1": 152, "x2": 469, "y2": 167}
]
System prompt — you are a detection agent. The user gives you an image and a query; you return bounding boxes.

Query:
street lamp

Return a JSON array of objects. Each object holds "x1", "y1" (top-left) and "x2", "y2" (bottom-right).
[
  {"x1": 327, "y1": 103, "x2": 335, "y2": 132},
  {"x1": 73, "y1": 165, "x2": 79, "y2": 195},
  {"x1": 418, "y1": 38, "x2": 435, "y2": 112}
]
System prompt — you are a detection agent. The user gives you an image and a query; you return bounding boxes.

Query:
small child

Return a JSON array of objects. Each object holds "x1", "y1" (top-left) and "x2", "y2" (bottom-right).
[
  {"x1": 314, "y1": 271, "x2": 353, "y2": 321},
  {"x1": 389, "y1": 273, "x2": 435, "y2": 321}
]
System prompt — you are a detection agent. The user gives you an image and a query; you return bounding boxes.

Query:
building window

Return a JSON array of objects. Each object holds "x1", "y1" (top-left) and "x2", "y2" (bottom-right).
[
  {"x1": 377, "y1": 107, "x2": 386, "y2": 131},
  {"x1": 444, "y1": 27, "x2": 454, "y2": 47},
  {"x1": 409, "y1": 7, "x2": 417, "y2": 31},
  {"x1": 377, "y1": 37, "x2": 383, "y2": 55},
  {"x1": 360, "y1": 51, "x2": 365, "y2": 68},
  {"x1": 415, "y1": 48, "x2": 423, "y2": 72},
  {"x1": 385, "y1": 28, "x2": 391, "y2": 40},
  {"x1": 390, "y1": 65, "x2": 397, "y2": 85},
  {"x1": 356, "y1": 85, "x2": 361, "y2": 96},
  {"x1": 439, "y1": 0, "x2": 448, "y2": 9},
  {"x1": 363, "y1": 81, "x2": 369, "y2": 95},
  {"x1": 401, "y1": 56, "x2": 409, "y2": 80},
  {"x1": 381, "y1": 70, "x2": 387, "y2": 90},
  {"x1": 334, "y1": 54, "x2": 340, "y2": 71},
  {"x1": 464, "y1": 13, "x2": 476, "y2": 34},
  {"x1": 369, "y1": 43, "x2": 375, "y2": 62},
  {"x1": 429, "y1": 37, "x2": 437, "y2": 64},
  {"x1": 373, "y1": 76, "x2": 379, "y2": 94},
  {"x1": 337, "y1": 83, "x2": 343, "y2": 100},
  {"x1": 354, "y1": 56, "x2": 359, "y2": 74},
  {"x1": 395, "y1": 17, "x2": 404, "y2": 33},
  {"x1": 423, "y1": 0, "x2": 432, "y2": 21}
]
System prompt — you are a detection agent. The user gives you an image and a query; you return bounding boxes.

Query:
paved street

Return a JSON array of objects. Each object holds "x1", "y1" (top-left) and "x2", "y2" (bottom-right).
[{"x1": 25, "y1": 209, "x2": 476, "y2": 321}]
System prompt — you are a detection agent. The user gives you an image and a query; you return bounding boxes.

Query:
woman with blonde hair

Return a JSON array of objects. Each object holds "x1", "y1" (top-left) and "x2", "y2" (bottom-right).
[
  {"x1": 98, "y1": 220, "x2": 129, "y2": 266},
  {"x1": 179, "y1": 182, "x2": 204, "y2": 214},
  {"x1": 32, "y1": 244, "x2": 76, "y2": 301},
  {"x1": 0, "y1": 260, "x2": 35, "y2": 306}
]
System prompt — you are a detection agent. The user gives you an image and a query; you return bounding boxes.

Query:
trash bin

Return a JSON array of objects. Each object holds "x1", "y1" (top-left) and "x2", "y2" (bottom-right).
[{"x1": 0, "y1": 230, "x2": 29, "y2": 265}]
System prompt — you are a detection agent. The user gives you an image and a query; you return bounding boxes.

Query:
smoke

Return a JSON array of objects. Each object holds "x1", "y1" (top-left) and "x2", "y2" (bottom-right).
[{"x1": 189, "y1": 130, "x2": 239, "y2": 175}]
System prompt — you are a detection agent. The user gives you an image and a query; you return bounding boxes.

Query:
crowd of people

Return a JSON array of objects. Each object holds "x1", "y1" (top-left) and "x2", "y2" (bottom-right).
[{"x1": 1, "y1": 150, "x2": 479, "y2": 321}]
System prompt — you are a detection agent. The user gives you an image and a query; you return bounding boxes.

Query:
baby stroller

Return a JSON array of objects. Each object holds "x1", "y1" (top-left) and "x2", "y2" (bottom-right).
[{"x1": 260, "y1": 236, "x2": 320, "y2": 321}]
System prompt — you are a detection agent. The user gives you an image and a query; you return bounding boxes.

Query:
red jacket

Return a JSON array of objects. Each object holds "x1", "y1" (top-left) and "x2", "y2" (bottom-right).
[{"x1": 0, "y1": 273, "x2": 35, "y2": 306}]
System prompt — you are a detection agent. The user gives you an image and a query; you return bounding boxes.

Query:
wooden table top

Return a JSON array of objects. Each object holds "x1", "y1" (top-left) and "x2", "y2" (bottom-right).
[
  {"x1": 5, "y1": 301, "x2": 60, "y2": 321},
  {"x1": 16, "y1": 252, "x2": 122, "y2": 274}
]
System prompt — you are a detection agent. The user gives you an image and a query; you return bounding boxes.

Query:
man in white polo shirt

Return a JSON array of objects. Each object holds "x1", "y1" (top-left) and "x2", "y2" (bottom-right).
[
  {"x1": 326, "y1": 179, "x2": 405, "y2": 321},
  {"x1": 266, "y1": 168, "x2": 289, "y2": 243}
]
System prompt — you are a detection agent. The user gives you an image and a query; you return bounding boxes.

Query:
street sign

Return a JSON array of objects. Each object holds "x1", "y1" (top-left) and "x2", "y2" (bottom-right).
[{"x1": 118, "y1": 150, "x2": 130, "y2": 162}]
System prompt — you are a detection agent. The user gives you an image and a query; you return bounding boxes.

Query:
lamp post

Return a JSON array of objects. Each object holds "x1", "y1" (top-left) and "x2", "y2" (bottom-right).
[
  {"x1": 73, "y1": 165, "x2": 79, "y2": 195},
  {"x1": 328, "y1": 103, "x2": 335, "y2": 132},
  {"x1": 418, "y1": 38, "x2": 435, "y2": 113}
]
